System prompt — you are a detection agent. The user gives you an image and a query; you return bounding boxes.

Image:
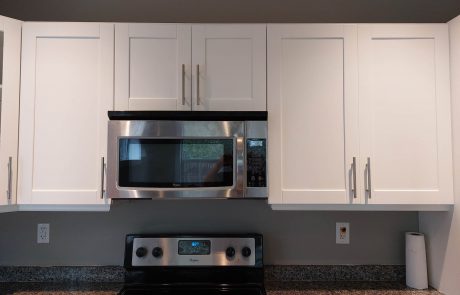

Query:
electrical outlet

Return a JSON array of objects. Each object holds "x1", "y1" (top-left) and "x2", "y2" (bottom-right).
[
  {"x1": 37, "y1": 223, "x2": 50, "y2": 244},
  {"x1": 336, "y1": 222, "x2": 350, "y2": 244}
]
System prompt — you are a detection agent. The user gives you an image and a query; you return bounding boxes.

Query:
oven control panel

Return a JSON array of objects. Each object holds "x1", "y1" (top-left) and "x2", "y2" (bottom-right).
[{"x1": 131, "y1": 237, "x2": 256, "y2": 267}]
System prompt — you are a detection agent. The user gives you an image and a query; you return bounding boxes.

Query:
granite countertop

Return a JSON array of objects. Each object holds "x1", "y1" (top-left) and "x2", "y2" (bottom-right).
[
  {"x1": 0, "y1": 266, "x2": 443, "y2": 295},
  {"x1": 0, "y1": 281, "x2": 442, "y2": 295}
]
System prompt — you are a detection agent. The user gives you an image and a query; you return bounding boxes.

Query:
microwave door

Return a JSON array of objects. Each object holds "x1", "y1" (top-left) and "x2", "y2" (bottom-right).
[
  {"x1": 118, "y1": 138, "x2": 234, "y2": 189},
  {"x1": 107, "y1": 120, "x2": 246, "y2": 199}
]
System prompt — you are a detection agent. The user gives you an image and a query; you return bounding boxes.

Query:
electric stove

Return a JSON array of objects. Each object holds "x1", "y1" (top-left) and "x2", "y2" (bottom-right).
[{"x1": 119, "y1": 234, "x2": 265, "y2": 295}]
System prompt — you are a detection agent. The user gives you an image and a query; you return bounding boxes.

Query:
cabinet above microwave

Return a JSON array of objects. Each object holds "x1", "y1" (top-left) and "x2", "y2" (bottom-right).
[{"x1": 114, "y1": 24, "x2": 267, "y2": 112}]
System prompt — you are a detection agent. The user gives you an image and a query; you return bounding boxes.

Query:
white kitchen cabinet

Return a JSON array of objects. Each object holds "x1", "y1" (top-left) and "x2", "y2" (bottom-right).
[
  {"x1": 358, "y1": 24, "x2": 453, "y2": 205},
  {"x1": 267, "y1": 24, "x2": 360, "y2": 205},
  {"x1": 268, "y1": 23, "x2": 453, "y2": 208},
  {"x1": 115, "y1": 24, "x2": 191, "y2": 111},
  {"x1": 0, "y1": 16, "x2": 21, "y2": 212},
  {"x1": 192, "y1": 24, "x2": 266, "y2": 111},
  {"x1": 18, "y1": 23, "x2": 113, "y2": 210},
  {"x1": 114, "y1": 24, "x2": 266, "y2": 111}
]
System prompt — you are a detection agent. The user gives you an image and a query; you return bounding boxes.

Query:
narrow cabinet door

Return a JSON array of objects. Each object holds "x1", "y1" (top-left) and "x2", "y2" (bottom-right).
[
  {"x1": 18, "y1": 23, "x2": 114, "y2": 205},
  {"x1": 115, "y1": 24, "x2": 191, "y2": 111},
  {"x1": 268, "y1": 25, "x2": 360, "y2": 204},
  {"x1": 192, "y1": 24, "x2": 266, "y2": 111},
  {"x1": 358, "y1": 25, "x2": 453, "y2": 204},
  {"x1": 0, "y1": 16, "x2": 21, "y2": 208}
]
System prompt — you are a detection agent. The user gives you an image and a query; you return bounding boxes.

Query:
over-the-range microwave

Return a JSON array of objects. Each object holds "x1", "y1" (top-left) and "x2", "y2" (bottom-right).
[{"x1": 106, "y1": 111, "x2": 267, "y2": 199}]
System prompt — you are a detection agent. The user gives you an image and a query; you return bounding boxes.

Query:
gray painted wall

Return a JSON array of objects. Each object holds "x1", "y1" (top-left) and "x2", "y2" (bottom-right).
[
  {"x1": 0, "y1": 0, "x2": 423, "y2": 267},
  {"x1": 0, "y1": 0, "x2": 459, "y2": 23},
  {"x1": 0, "y1": 200, "x2": 417, "y2": 266}
]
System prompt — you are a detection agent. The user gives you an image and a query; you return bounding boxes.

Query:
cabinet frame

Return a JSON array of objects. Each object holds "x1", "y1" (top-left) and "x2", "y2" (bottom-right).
[
  {"x1": 0, "y1": 16, "x2": 21, "y2": 211},
  {"x1": 18, "y1": 22, "x2": 113, "y2": 208},
  {"x1": 267, "y1": 24, "x2": 360, "y2": 205},
  {"x1": 358, "y1": 24, "x2": 453, "y2": 205}
]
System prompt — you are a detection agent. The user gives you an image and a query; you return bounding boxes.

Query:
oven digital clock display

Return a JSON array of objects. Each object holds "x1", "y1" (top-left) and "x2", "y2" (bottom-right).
[{"x1": 178, "y1": 240, "x2": 211, "y2": 255}]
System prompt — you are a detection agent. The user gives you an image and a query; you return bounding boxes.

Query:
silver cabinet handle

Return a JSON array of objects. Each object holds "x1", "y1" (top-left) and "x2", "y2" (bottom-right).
[
  {"x1": 352, "y1": 157, "x2": 357, "y2": 199},
  {"x1": 366, "y1": 157, "x2": 372, "y2": 199},
  {"x1": 6, "y1": 157, "x2": 12, "y2": 200},
  {"x1": 181, "y1": 64, "x2": 186, "y2": 105},
  {"x1": 196, "y1": 64, "x2": 200, "y2": 106},
  {"x1": 100, "y1": 157, "x2": 105, "y2": 199}
]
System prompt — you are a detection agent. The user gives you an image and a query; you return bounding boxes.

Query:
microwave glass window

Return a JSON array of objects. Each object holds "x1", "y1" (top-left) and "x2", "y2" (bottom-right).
[{"x1": 118, "y1": 139, "x2": 234, "y2": 188}]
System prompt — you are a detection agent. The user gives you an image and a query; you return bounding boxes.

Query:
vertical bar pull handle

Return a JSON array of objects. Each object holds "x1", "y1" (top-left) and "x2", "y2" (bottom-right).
[
  {"x1": 352, "y1": 157, "x2": 357, "y2": 199},
  {"x1": 100, "y1": 157, "x2": 105, "y2": 199},
  {"x1": 366, "y1": 157, "x2": 372, "y2": 199},
  {"x1": 181, "y1": 64, "x2": 186, "y2": 105},
  {"x1": 6, "y1": 157, "x2": 12, "y2": 200},
  {"x1": 196, "y1": 64, "x2": 200, "y2": 106}
]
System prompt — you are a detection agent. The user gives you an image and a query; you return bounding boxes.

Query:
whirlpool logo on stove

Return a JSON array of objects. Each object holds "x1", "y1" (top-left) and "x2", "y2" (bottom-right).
[{"x1": 189, "y1": 258, "x2": 200, "y2": 263}]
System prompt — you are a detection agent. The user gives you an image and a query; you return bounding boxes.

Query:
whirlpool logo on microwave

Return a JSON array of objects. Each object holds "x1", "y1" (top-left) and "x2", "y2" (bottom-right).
[{"x1": 189, "y1": 258, "x2": 200, "y2": 263}]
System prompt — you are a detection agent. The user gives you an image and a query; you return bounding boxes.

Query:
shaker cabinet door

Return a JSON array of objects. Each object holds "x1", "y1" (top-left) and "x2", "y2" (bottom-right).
[
  {"x1": 18, "y1": 23, "x2": 114, "y2": 206},
  {"x1": 358, "y1": 24, "x2": 453, "y2": 205},
  {"x1": 0, "y1": 15, "x2": 21, "y2": 209},
  {"x1": 115, "y1": 24, "x2": 192, "y2": 111},
  {"x1": 267, "y1": 24, "x2": 360, "y2": 204},
  {"x1": 192, "y1": 24, "x2": 266, "y2": 111}
]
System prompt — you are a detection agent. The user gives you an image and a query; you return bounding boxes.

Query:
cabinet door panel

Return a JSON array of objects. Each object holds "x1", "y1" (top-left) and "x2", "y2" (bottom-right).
[
  {"x1": 19, "y1": 23, "x2": 113, "y2": 205},
  {"x1": 115, "y1": 24, "x2": 191, "y2": 111},
  {"x1": 268, "y1": 25, "x2": 359, "y2": 204},
  {"x1": 192, "y1": 24, "x2": 266, "y2": 111},
  {"x1": 0, "y1": 16, "x2": 21, "y2": 207},
  {"x1": 358, "y1": 25, "x2": 453, "y2": 204}
]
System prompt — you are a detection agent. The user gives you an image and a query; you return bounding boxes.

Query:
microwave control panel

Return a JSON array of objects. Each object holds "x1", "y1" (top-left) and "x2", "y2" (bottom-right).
[{"x1": 246, "y1": 139, "x2": 266, "y2": 187}]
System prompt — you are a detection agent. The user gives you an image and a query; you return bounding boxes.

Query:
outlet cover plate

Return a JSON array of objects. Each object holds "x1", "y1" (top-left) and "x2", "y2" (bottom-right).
[
  {"x1": 37, "y1": 223, "x2": 50, "y2": 244},
  {"x1": 336, "y1": 222, "x2": 350, "y2": 244}
]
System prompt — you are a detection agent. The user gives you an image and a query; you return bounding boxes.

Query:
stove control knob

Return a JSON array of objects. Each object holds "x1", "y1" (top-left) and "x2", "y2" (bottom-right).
[
  {"x1": 242, "y1": 247, "x2": 252, "y2": 258},
  {"x1": 135, "y1": 247, "x2": 148, "y2": 258},
  {"x1": 152, "y1": 247, "x2": 163, "y2": 258},
  {"x1": 225, "y1": 247, "x2": 236, "y2": 258}
]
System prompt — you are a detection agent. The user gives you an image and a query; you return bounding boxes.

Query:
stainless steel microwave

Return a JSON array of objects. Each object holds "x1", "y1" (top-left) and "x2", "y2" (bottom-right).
[{"x1": 107, "y1": 111, "x2": 267, "y2": 199}]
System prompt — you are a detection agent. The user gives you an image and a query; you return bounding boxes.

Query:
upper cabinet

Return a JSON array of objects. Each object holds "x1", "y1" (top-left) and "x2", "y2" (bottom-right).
[
  {"x1": 18, "y1": 23, "x2": 113, "y2": 209},
  {"x1": 191, "y1": 25, "x2": 266, "y2": 111},
  {"x1": 358, "y1": 24, "x2": 453, "y2": 205},
  {"x1": 0, "y1": 20, "x2": 451, "y2": 211},
  {"x1": 0, "y1": 16, "x2": 21, "y2": 210},
  {"x1": 268, "y1": 24, "x2": 360, "y2": 205},
  {"x1": 114, "y1": 24, "x2": 267, "y2": 111},
  {"x1": 268, "y1": 24, "x2": 454, "y2": 207},
  {"x1": 115, "y1": 24, "x2": 191, "y2": 111}
]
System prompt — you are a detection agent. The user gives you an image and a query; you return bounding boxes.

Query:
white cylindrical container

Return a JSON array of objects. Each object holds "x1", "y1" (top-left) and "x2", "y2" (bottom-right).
[{"x1": 405, "y1": 232, "x2": 428, "y2": 289}]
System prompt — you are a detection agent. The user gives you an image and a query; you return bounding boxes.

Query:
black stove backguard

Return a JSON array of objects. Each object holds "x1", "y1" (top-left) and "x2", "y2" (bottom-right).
[{"x1": 121, "y1": 234, "x2": 265, "y2": 295}]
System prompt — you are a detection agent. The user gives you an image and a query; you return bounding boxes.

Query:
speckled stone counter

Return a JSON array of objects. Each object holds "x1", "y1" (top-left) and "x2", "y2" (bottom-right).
[
  {"x1": 0, "y1": 265, "x2": 406, "y2": 283},
  {"x1": 265, "y1": 281, "x2": 442, "y2": 294},
  {"x1": 0, "y1": 266, "x2": 443, "y2": 295},
  {"x1": 0, "y1": 281, "x2": 442, "y2": 295},
  {"x1": 0, "y1": 282, "x2": 122, "y2": 294}
]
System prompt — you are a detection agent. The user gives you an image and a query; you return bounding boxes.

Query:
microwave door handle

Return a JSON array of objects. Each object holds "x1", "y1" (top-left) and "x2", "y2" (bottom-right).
[
  {"x1": 196, "y1": 64, "x2": 200, "y2": 106},
  {"x1": 182, "y1": 64, "x2": 186, "y2": 106}
]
